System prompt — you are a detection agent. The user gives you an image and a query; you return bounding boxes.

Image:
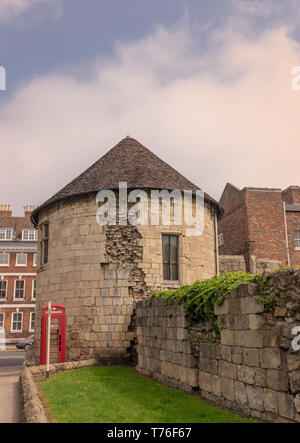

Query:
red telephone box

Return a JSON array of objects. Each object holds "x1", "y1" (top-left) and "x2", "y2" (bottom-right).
[{"x1": 40, "y1": 304, "x2": 66, "y2": 365}]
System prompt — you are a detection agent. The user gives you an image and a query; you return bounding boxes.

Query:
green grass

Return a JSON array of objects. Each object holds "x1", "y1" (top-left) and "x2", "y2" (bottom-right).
[{"x1": 39, "y1": 366, "x2": 255, "y2": 423}]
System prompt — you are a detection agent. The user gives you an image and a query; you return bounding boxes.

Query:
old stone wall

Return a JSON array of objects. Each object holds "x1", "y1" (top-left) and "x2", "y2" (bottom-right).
[
  {"x1": 219, "y1": 255, "x2": 281, "y2": 275},
  {"x1": 136, "y1": 269, "x2": 300, "y2": 422}
]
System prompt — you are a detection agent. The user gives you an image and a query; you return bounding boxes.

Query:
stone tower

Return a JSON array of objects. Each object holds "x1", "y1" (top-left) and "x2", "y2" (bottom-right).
[{"x1": 31, "y1": 137, "x2": 222, "y2": 363}]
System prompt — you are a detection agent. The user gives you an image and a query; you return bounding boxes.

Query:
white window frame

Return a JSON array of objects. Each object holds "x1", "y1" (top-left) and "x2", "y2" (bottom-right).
[
  {"x1": 295, "y1": 231, "x2": 300, "y2": 250},
  {"x1": 14, "y1": 279, "x2": 25, "y2": 300},
  {"x1": 0, "y1": 228, "x2": 13, "y2": 241},
  {"x1": 29, "y1": 312, "x2": 35, "y2": 332},
  {"x1": 16, "y1": 253, "x2": 27, "y2": 267},
  {"x1": 11, "y1": 312, "x2": 23, "y2": 333},
  {"x1": 31, "y1": 279, "x2": 36, "y2": 300},
  {"x1": 0, "y1": 279, "x2": 7, "y2": 300},
  {"x1": 0, "y1": 312, "x2": 4, "y2": 329},
  {"x1": 22, "y1": 229, "x2": 38, "y2": 241},
  {"x1": 33, "y1": 253, "x2": 37, "y2": 267},
  {"x1": 0, "y1": 252, "x2": 10, "y2": 267},
  {"x1": 218, "y1": 233, "x2": 224, "y2": 247}
]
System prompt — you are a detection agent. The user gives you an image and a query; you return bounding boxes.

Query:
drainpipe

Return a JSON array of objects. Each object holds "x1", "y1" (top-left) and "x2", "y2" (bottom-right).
[
  {"x1": 283, "y1": 202, "x2": 291, "y2": 267},
  {"x1": 213, "y1": 210, "x2": 219, "y2": 275}
]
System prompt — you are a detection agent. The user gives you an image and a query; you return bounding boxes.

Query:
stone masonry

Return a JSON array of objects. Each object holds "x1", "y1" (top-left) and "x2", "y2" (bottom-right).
[
  {"x1": 33, "y1": 192, "x2": 217, "y2": 363},
  {"x1": 136, "y1": 269, "x2": 300, "y2": 422}
]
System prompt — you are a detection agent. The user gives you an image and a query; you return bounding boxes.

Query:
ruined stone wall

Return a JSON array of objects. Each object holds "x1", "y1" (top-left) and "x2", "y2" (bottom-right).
[
  {"x1": 34, "y1": 194, "x2": 135, "y2": 363},
  {"x1": 219, "y1": 255, "x2": 247, "y2": 273},
  {"x1": 136, "y1": 270, "x2": 300, "y2": 422},
  {"x1": 219, "y1": 255, "x2": 281, "y2": 275}
]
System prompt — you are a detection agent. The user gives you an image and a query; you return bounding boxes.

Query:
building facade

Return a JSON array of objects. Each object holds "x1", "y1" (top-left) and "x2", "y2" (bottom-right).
[
  {"x1": 0, "y1": 205, "x2": 38, "y2": 344},
  {"x1": 31, "y1": 137, "x2": 222, "y2": 363},
  {"x1": 218, "y1": 184, "x2": 300, "y2": 271}
]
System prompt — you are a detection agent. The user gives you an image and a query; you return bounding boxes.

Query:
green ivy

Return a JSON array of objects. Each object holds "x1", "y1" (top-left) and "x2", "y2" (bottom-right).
[
  {"x1": 149, "y1": 271, "x2": 260, "y2": 338},
  {"x1": 254, "y1": 293, "x2": 277, "y2": 313}
]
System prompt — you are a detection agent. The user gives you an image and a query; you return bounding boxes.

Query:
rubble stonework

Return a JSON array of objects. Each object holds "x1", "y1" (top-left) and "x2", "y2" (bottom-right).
[{"x1": 136, "y1": 269, "x2": 300, "y2": 422}]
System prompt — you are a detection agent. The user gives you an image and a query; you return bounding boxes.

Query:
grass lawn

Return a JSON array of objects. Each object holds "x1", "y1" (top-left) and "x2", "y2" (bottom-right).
[{"x1": 39, "y1": 366, "x2": 255, "y2": 423}]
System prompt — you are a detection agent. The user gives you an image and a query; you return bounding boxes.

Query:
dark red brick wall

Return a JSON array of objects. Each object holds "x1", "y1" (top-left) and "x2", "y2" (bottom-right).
[
  {"x1": 218, "y1": 184, "x2": 250, "y2": 267},
  {"x1": 218, "y1": 185, "x2": 294, "y2": 271},
  {"x1": 246, "y1": 190, "x2": 287, "y2": 265}
]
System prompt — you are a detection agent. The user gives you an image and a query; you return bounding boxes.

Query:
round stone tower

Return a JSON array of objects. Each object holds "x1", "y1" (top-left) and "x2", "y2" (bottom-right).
[{"x1": 31, "y1": 137, "x2": 223, "y2": 363}]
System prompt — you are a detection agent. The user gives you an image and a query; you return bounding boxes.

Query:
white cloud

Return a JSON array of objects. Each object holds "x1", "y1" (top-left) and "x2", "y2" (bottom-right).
[
  {"x1": 0, "y1": 0, "x2": 62, "y2": 23},
  {"x1": 0, "y1": 20, "x2": 300, "y2": 214}
]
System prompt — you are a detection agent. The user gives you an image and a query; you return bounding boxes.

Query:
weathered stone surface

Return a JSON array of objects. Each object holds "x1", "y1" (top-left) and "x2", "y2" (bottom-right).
[
  {"x1": 241, "y1": 297, "x2": 264, "y2": 315},
  {"x1": 287, "y1": 354, "x2": 300, "y2": 371},
  {"x1": 214, "y1": 300, "x2": 228, "y2": 315},
  {"x1": 263, "y1": 389, "x2": 278, "y2": 414},
  {"x1": 219, "y1": 361, "x2": 237, "y2": 379},
  {"x1": 220, "y1": 329, "x2": 234, "y2": 346},
  {"x1": 221, "y1": 377, "x2": 234, "y2": 401},
  {"x1": 237, "y1": 365, "x2": 255, "y2": 385},
  {"x1": 199, "y1": 371, "x2": 211, "y2": 391},
  {"x1": 267, "y1": 370, "x2": 289, "y2": 392},
  {"x1": 246, "y1": 385, "x2": 264, "y2": 412},
  {"x1": 294, "y1": 394, "x2": 300, "y2": 413},
  {"x1": 278, "y1": 393, "x2": 295, "y2": 420},
  {"x1": 234, "y1": 330, "x2": 264, "y2": 348},
  {"x1": 290, "y1": 374, "x2": 300, "y2": 394},
  {"x1": 234, "y1": 381, "x2": 247, "y2": 405},
  {"x1": 242, "y1": 348, "x2": 260, "y2": 367},
  {"x1": 260, "y1": 348, "x2": 281, "y2": 369}
]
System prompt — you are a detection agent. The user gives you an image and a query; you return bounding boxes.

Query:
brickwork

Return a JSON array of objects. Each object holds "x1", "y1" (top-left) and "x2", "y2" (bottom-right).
[
  {"x1": 0, "y1": 205, "x2": 37, "y2": 343},
  {"x1": 136, "y1": 269, "x2": 300, "y2": 422},
  {"x1": 219, "y1": 184, "x2": 300, "y2": 270}
]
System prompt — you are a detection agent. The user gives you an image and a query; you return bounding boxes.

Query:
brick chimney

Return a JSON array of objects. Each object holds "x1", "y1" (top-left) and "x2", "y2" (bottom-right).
[
  {"x1": 24, "y1": 205, "x2": 37, "y2": 218},
  {"x1": 282, "y1": 186, "x2": 300, "y2": 204},
  {"x1": 0, "y1": 204, "x2": 12, "y2": 217}
]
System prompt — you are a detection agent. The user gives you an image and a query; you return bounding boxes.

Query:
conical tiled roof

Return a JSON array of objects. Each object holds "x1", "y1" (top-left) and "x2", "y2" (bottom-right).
[{"x1": 32, "y1": 137, "x2": 222, "y2": 225}]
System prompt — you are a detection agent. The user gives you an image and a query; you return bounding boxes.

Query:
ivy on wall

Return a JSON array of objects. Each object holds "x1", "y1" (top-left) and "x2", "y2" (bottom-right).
[{"x1": 149, "y1": 271, "x2": 261, "y2": 337}]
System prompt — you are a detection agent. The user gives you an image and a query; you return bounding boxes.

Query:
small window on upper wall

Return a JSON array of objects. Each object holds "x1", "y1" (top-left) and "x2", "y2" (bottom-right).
[
  {"x1": 32, "y1": 280, "x2": 36, "y2": 300},
  {"x1": 30, "y1": 312, "x2": 35, "y2": 332},
  {"x1": 41, "y1": 223, "x2": 49, "y2": 265},
  {"x1": 22, "y1": 229, "x2": 38, "y2": 241},
  {"x1": 162, "y1": 234, "x2": 179, "y2": 281},
  {"x1": 11, "y1": 312, "x2": 23, "y2": 332},
  {"x1": 16, "y1": 253, "x2": 27, "y2": 266},
  {"x1": 295, "y1": 231, "x2": 300, "y2": 249},
  {"x1": 218, "y1": 233, "x2": 224, "y2": 247},
  {"x1": 14, "y1": 280, "x2": 25, "y2": 299},
  {"x1": 0, "y1": 280, "x2": 7, "y2": 299},
  {"x1": 0, "y1": 253, "x2": 9, "y2": 266},
  {"x1": 0, "y1": 228, "x2": 13, "y2": 240}
]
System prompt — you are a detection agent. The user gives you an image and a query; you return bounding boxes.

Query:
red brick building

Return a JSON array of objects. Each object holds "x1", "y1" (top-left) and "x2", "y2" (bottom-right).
[
  {"x1": 218, "y1": 184, "x2": 300, "y2": 271},
  {"x1": 0, "y1": 205, "x2": 37, "y2": 344}
]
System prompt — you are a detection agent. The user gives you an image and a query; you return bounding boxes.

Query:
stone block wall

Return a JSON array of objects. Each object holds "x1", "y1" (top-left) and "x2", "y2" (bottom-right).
[
  {"x1": 219, "y1": 255, "x2": 281, "y2": 275},
  {"x1": 136, "y1": 270, "x2": 300, "y2": 422}
]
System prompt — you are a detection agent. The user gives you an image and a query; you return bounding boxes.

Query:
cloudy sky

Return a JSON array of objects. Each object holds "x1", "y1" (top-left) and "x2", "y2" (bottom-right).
[{"x1": 0, "y1": 0, "x2": 300, "y2": 215}]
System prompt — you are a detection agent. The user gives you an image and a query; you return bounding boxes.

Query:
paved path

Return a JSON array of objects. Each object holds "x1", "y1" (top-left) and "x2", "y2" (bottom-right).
[{"x1": 0, "y1": 350, "x2": 24, "y2": 423}]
